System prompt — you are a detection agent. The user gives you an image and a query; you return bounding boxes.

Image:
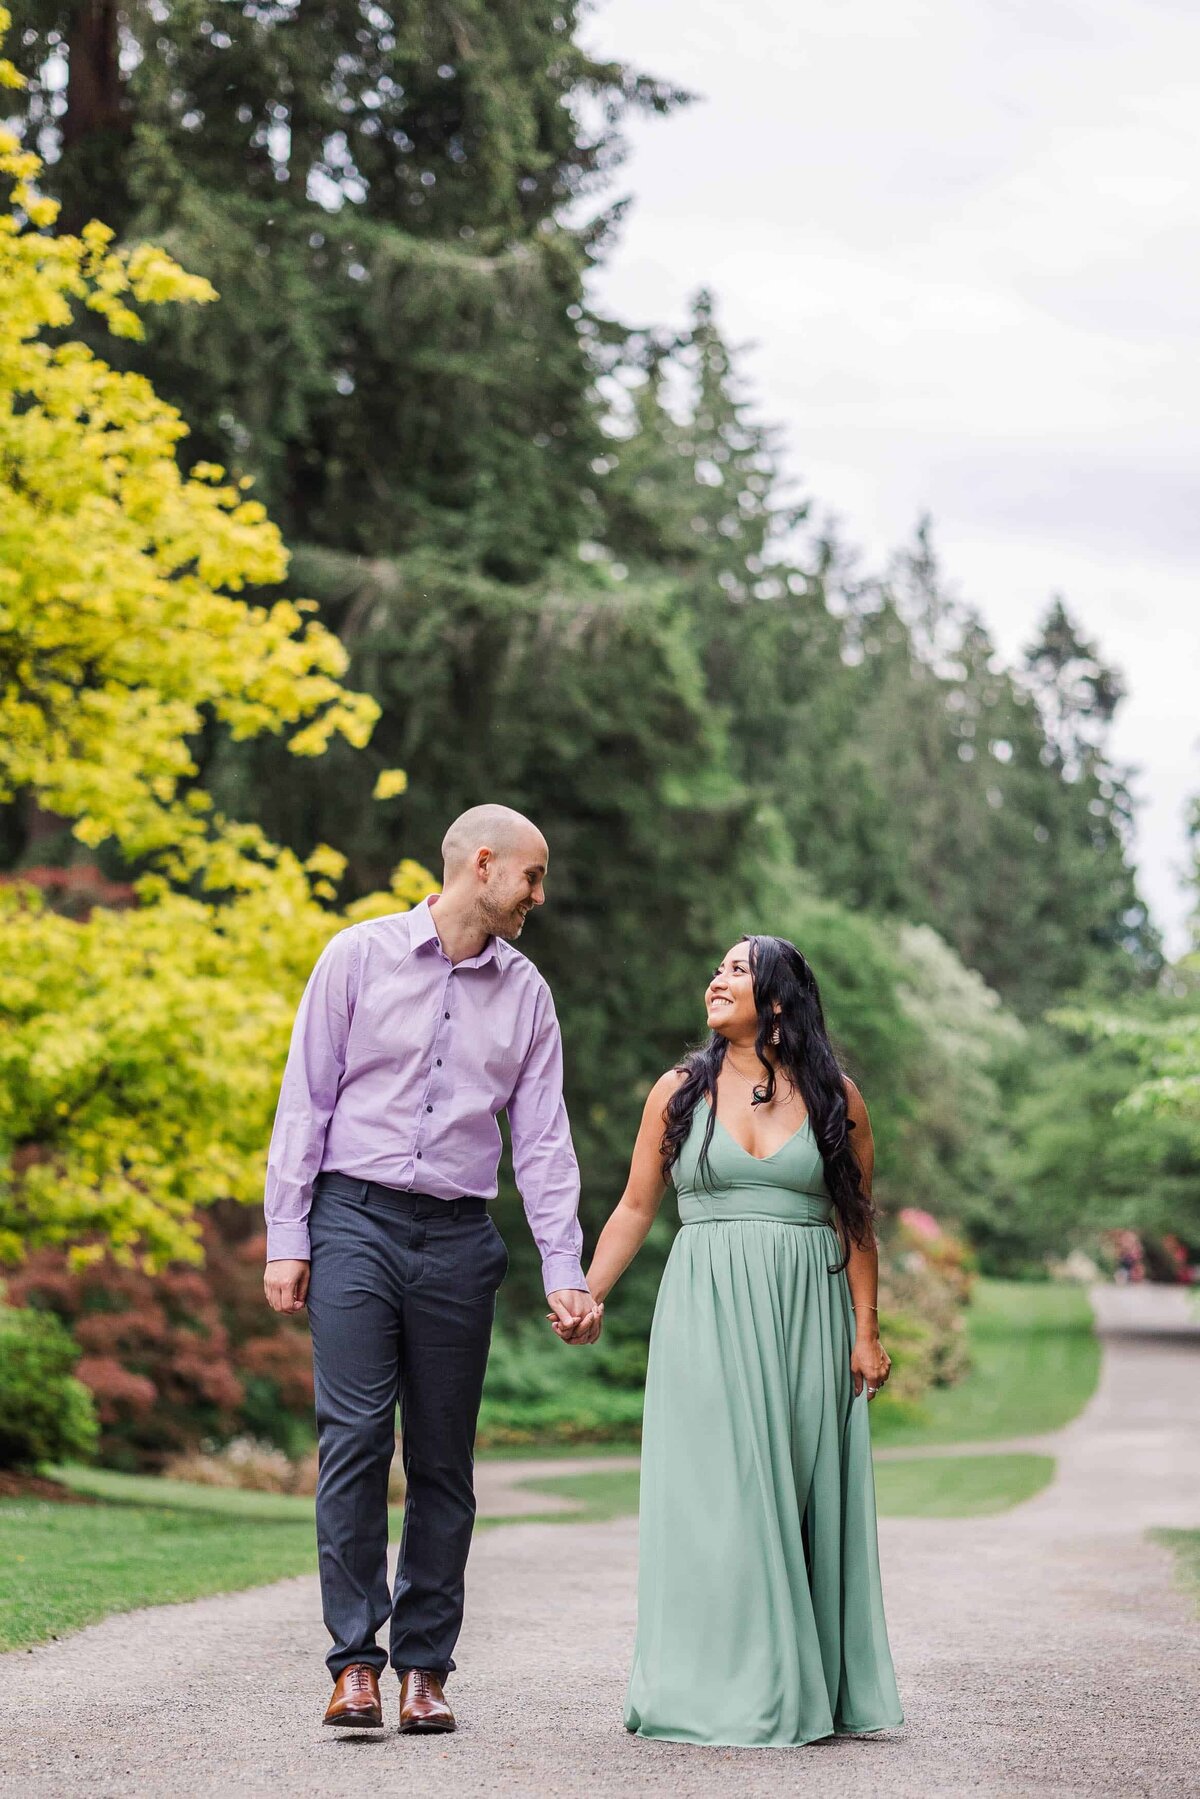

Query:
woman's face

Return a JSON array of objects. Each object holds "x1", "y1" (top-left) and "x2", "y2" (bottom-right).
[{"x1": 705, "y1": 940, "x2": 759, "y2": 1041}]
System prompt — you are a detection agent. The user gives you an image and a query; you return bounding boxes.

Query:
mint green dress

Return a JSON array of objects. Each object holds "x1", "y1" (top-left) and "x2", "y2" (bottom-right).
[{"x1": 624, "y1": 1105, "x2": 903, "y2": 1747}]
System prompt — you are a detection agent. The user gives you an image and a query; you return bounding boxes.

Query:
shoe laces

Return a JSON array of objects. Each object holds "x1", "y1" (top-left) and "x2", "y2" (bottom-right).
[{"x1": 347, "y1": 1665, "x2": 374, "y2": 1692}]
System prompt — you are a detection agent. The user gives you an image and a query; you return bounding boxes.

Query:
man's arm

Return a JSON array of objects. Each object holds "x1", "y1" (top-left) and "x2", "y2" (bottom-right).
[
  {"x1": 263, "y1": 928, "x2": 358, "y2": 1307},
  {"x1": 507, "y1": 981, "x2": 590, "y2": 1328}
]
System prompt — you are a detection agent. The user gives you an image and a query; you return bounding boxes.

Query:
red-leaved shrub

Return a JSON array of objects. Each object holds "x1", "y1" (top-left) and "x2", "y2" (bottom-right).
[{"x1": 8, "y1": 1203, "x2": 313, "y2": 1468}]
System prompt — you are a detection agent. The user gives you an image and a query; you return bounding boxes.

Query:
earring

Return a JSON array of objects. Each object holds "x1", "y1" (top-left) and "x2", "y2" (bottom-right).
[{"x1": 769, "y1": 1021, "x2": 781, "y2": 1047}]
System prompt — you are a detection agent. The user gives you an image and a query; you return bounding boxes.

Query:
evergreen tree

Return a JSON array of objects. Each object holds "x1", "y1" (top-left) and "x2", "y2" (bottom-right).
[
  {"x1": 592, "y1": 302, "x2": 1157, "y2": 1013},
  {"x1": 4, "y1": 0, "x2": 684, "y2": 568}
]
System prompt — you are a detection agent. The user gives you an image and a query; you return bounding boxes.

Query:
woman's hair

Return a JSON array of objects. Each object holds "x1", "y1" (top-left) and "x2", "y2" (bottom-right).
[{"x1": 660, "y1": 934, "x2": 875, "y2": 1263}]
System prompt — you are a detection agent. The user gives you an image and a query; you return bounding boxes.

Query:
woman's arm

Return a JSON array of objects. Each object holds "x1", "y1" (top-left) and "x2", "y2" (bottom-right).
[
  {"x1": 551, "y1": 1071, "x2": 682, "y2": 1343},
  {"x1": 842, "y1": 1077, "x2": 893, "y2": 1397}
]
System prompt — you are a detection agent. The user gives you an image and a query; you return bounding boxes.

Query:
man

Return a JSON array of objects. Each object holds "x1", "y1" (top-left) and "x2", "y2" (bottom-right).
[{"x1": 263, "y1": 804, "x2": 597, "y2": 1733}]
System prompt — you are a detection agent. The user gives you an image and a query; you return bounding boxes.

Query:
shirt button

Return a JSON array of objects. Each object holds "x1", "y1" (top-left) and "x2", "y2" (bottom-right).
[
  {"x1": 416, "y1": 1151, "x2": 422, "y2": 1160},
  {"x1": 426, "y1": 1105, "x2": 433, "y2": 1113},
  {"x1": 436, "y1": 1059, "x2": 442, "y2": 1067},
  {"x1": 444, "y1": 1011, "x2": 450, "y2": 1020}
]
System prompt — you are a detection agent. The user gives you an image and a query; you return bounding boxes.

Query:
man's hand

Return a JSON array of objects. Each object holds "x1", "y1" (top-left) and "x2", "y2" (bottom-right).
[
  {"x1": 546, "y1": 1287, "x2": 603, "y2": 1346},
  {"x1": 264, "y1": 1259, "x2": 311, "y2": 1314}
]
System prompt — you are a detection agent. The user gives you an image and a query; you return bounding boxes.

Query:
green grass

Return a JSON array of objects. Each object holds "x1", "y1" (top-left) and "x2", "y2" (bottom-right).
[
  {"x1": 479, "y1": 1440, "x2": 640, "y2": 1463},
  {"x1": 875, "y1": 1452, "x2": 1056, "y2": 1517},
  {"x1": 0, "y1": 1498, "x2": 320, "y2": 1654},
  {"x1": 511, "y1": 1453, "x2": 1058, "y2": 1524},
  {"x1": 514, "y1": 1467, "x2": 642, "y2": 1522},
  {"x1": 871, "y1": 1278, "x2": 1100, "y2": 1449},
  {"x1": 1152, "y1": 1528, "x2": 1200, "y2": 1616},
  {"x1": 1, "y1": 1471, "x2": 414, "y2": 1654},
  {"x1": 46, "y1": 1464, "x2": 326, "y2": 1522}
]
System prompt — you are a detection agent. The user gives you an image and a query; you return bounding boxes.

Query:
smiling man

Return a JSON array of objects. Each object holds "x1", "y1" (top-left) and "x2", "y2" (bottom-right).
[{"x1": 263, "y1": 804, "x2": 595, "y2": 1734}]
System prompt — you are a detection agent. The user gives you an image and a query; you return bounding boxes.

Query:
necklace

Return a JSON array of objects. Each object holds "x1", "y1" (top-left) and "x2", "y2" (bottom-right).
[{"x1": 723, "y1": 1055, "x2": 793, "y2": 1107}]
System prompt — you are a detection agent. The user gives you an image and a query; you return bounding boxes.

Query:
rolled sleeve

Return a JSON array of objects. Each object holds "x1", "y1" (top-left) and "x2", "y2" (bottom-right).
[
  {"x1": 507, "y1": 983, "x2": 586, "y2": 1295},
  {"x1": 264, "y1": 928, "x2": 358, "y2": 1262}
]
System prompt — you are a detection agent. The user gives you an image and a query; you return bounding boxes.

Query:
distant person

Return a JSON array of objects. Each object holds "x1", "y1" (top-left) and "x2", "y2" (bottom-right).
[
  {"x1": 559, "y1": 935, "x2": 903, "y2": 1746},
  {"x1": 263, "y1": 805, "x2": 596, "y2": 1735}
]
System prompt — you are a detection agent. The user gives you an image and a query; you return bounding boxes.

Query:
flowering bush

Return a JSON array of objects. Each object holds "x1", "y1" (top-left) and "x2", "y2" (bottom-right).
[
  {"x1": 869, "y1": 1211, "x2": 975, "y2": 1424},
  {"x1": 895, "y1": 1206, "x2": 975, "y2": 1303}
]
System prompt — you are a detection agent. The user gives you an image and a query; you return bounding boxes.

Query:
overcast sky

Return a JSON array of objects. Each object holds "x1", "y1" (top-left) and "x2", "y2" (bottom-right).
[{"x1": 583, "y1": 0, "x2": 1199, "y2": 956}]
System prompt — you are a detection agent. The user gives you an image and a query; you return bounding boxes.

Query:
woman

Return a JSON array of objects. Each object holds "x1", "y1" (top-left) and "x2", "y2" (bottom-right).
[{"x1": 560, "y1": 934, "x2": 903, "y2": 1747}]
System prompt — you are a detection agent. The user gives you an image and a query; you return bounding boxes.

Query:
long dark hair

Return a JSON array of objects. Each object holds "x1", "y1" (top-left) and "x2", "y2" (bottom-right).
[{"x1": 660, "y1": 934, "x2": 875, "y2": 1263}]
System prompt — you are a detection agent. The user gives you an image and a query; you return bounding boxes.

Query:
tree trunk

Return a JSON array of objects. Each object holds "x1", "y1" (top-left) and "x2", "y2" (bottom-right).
[{"x1": 60, "y1": 0, "x2": 129, "y2": 233}]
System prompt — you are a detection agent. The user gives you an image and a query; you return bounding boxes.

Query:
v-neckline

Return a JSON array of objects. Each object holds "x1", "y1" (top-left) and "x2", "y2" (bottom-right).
[{"x1": 702, "y1": 1100, "x2": 811, "y2": 1164}]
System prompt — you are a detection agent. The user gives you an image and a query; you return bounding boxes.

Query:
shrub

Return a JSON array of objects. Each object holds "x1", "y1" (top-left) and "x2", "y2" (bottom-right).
[
  {"x1": 0, "y1": 1301, "x2": 98, "y2": 1469},
  {"x1": 7, "y1": 1204, "x2": 314, "y2": 1468},
  {"x1": 478, "y1": 1320, "x2": 646, "y2": 1446}
]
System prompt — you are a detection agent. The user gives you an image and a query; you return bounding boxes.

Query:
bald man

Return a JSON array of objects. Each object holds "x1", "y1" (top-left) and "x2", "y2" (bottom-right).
[{"x1": 263, "y1": 806, "x2": 596, "y2": 1733}]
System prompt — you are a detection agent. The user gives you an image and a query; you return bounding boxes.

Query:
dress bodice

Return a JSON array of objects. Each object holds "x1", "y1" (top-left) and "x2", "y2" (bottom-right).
[{"x1": 672, "y1": 1102, "x2": 833, "y2": 1228}]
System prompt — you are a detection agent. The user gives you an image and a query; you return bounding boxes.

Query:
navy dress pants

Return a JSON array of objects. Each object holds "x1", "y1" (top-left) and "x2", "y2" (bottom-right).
[{"x1": 306, "y1": 1172, "x2": 508, "y2": 1681}]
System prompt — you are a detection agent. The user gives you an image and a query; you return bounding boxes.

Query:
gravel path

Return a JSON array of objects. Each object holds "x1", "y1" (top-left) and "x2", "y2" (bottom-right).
[{"x1": 2, "y1": 1287, "x2": 1197, "y2": 1798}]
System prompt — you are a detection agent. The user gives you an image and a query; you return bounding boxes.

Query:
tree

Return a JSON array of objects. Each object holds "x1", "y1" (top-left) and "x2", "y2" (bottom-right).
[
  {"x1": 1048, "y1": 794, "x2": 1200, "y2": 1129},
  {"x1": 592, "y1": 304, "x2": 1158, "y2": 1015},
  {"x1": 0, "y1": 38, "x2": 377, "y2": 880},
  {"x1": 0, "y1": 26, "x2": 433, "y2": 1268},
  {"x1": 0, "y1": 857, "x2": 433, "y2": 1267},
  {"x1": 1019, "y1": 600, "x2": 1157, "y2": 973},
  {"x1": 3, "y1": 0, "x2": 685, "y2": 575}
]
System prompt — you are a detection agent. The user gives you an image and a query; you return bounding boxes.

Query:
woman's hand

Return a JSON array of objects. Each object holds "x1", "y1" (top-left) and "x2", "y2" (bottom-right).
[
  {"x1": 850, "y1": 1330, "x2": 892, "y2": 1400},
  {"x1": 548, "y1": 1292, "x2": 604, "y2": 1345}
]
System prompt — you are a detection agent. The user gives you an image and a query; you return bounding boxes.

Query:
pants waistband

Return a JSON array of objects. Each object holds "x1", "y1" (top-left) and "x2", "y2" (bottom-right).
[{"x1": 316, "y1": 1171, "x2": 488, "y2": 1220}]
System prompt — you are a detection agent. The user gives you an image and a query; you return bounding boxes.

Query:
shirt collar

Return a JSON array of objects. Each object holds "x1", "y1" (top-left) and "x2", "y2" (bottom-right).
[{"x1": 415, "y1": 894, "x2": 500, "y2": 969}]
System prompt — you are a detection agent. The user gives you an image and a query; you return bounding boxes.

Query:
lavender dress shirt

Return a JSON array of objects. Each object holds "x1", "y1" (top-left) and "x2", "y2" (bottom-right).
[{"x1": 264, "y1": 896, "x2": 586, "y2": 1295}]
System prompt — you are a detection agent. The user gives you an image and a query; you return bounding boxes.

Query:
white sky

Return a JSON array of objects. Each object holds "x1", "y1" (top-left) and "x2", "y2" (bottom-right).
[{"x1": 583, "y1": 0, "x2": 1199, "y2": 956}]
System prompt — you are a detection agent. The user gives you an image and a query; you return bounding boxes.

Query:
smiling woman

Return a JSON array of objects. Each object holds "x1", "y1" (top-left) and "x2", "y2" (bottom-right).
[{"x1": 573, "y1": 934, "x2": 902, "y2": 1748}]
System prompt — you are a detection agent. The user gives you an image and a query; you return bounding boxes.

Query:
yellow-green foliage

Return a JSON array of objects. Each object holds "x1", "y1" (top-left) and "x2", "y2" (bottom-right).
[
  {"x1": 0, "y1": 24, "x2": 436, "y2": 1267},
  {"x1": 0, "y1": 861, "x2": 435, "y2": 1268},
  {"x1": 0, "y1": 29, "x2": 377, "y2": 878}
]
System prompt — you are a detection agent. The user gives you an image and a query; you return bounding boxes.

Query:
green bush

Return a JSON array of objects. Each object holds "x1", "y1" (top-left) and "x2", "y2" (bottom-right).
[
  {"x1": 0, "y1": 1303, "x2": 99, "y2": 1470},
  {"x1": 479, "y1": 1321, "x2": 646, "y2": 1447}
]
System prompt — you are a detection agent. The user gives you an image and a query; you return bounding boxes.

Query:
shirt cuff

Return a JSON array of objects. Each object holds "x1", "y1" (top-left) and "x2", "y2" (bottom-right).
[
  {"x1": 265, "y1": 1220, "x2": 312, "y2": 1262},
  {"x1": 542, "y1": 1253, "x2": 588, "y2": 1297}
]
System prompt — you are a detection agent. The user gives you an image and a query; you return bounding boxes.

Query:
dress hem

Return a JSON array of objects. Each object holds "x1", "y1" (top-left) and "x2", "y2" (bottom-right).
[{"x1": 624, "y1": 1712, "x2": 905, "y2": 1749}]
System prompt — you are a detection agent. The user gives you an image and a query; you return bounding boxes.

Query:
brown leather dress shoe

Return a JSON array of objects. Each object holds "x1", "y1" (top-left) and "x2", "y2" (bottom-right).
[
  {"x1": 398, "y1": 1669, "x2": 456, "y2": 1733},
  {"x1": 323, "y1": 1663, "x2": 383, "y2": 1728}
]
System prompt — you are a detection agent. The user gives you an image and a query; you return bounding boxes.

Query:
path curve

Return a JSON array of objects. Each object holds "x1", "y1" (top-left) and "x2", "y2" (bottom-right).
[{"x1": 1, "y1": 1289, "x2": 1197, "y2": 1797}]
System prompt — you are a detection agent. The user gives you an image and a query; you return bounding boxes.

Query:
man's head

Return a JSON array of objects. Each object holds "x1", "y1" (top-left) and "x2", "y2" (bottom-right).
[{"x1": 440, "y1": 804, "x2": 549, "y2": 942}]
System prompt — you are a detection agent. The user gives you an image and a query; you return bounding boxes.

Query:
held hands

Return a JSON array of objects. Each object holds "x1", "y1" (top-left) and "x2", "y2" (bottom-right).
[
  {"x1": 264, "y1": 1259, "x2": 310, "y2": 1313},
  {"x1": 546, "y1": 1287, "x2": 604, "y2": 1347},
  {"x1": 850, "y1": 1329, "x2": 892, "y2": 1401}
]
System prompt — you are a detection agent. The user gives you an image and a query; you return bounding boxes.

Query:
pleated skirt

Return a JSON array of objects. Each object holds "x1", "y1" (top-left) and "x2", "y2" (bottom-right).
[{"x1": 624, "y1": 1216, "x2": 904, "y2": 1747}]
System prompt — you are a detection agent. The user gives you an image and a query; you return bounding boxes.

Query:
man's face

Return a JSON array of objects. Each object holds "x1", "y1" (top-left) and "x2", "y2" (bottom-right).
[{"x1": 478, "y1": 838, "x2": 548, "y2": 940}]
